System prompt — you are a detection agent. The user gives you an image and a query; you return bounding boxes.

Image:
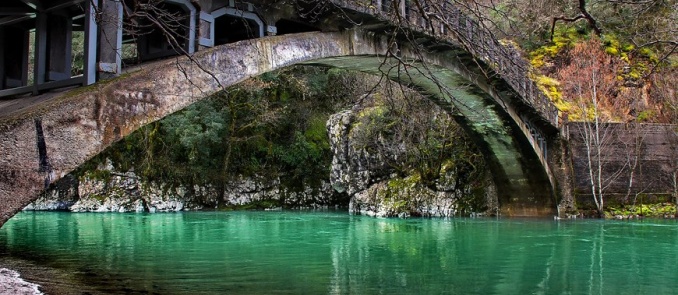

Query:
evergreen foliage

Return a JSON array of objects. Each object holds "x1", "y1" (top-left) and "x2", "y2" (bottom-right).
[{"x1": 80, "y1": 67, "x2": 368, "y2": 191}]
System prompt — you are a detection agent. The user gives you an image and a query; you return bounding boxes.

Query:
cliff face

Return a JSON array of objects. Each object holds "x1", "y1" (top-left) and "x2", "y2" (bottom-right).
[
  {"x1": 27, "y1": 166, "x2": 340, "y2": 213},
  {"x1": 327, "y1": 103, "x2": 496, "y2": 218}
]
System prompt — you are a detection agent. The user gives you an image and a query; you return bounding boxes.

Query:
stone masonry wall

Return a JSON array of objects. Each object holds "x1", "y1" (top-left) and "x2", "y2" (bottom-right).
[{"x1": 566, "y1": 123, "x2": 678, "y2": 207}]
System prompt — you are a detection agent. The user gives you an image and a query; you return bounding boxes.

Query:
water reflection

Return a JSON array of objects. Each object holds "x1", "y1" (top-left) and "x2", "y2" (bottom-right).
[
  {"x1": 1, "y1": 212, "x2": 677, "y2": 294},
  {"x1": 328, "y1": 218, "x2": 678, "y2": 294}
]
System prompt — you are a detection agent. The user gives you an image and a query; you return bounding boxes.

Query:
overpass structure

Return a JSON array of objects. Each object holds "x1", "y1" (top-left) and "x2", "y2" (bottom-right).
[{"x1": 0, "y1": 0, "x2": 565, "y2": 225}]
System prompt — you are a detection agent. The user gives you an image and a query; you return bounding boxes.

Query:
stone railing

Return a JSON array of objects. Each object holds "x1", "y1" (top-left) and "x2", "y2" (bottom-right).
[{"x1": 329, "y1": 0, "x2": 560, "y2": 129}]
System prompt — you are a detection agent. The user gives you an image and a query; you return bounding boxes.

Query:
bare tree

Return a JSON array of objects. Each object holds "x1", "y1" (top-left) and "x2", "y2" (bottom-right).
[
  {"x1": 575, "y1": 71, "x2": 625, "y2": 216},
  {"x1": 620, "y1": 122, "x2": 647, "y2": 204},
  {"x1": 669, "y1": 125, "x2": 678, "y2": 207},
  {"x1": 550, "y1": 0, "x2": 602, "y2": 41}
]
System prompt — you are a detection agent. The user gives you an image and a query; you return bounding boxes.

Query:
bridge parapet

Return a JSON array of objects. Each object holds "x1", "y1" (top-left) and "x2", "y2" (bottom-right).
[{"x1": 328, "y1": 0, "x2": 559, "y2": 130}]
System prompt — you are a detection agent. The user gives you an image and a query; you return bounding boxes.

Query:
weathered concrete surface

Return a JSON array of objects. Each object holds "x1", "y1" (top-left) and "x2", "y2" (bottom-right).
[
  {"x1": 566, "y1": 123, "x2": 678, "y2": 208},
  {"x1": 0, "y1": 30, "x2": 556, "y2": 227}
]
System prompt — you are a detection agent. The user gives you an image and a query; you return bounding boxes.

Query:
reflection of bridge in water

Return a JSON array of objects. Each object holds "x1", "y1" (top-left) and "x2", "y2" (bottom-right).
[{"x1": 0, "y1": 0, "x2": 568, "y2": 225}]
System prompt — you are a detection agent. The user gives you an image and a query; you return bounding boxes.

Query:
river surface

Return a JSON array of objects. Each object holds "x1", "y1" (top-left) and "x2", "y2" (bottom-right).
[{"x1": 1, "y1": 211, "x2": 677, "y2": 294}]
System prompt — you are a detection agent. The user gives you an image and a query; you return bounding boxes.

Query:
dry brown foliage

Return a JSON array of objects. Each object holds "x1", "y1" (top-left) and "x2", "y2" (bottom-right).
[
  {"x1": 553, "y1": 37, "x2": 669, "y2": 122},
  {"x1": 650, "y1": 66, "x2": 678, "y2": 123}
]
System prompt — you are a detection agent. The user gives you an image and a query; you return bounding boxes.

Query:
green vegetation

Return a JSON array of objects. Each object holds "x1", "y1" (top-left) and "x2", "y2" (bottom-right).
[
  {"x1": 480, "y1": 0, "x2": 677, "y2": 123},
  {"x1": 606, "y1": 203, "x2": 677, "y2": 219},
  {"x1": 529, "y1": 27, "x2": 584, "y2": 68},
  {"x1": 80, "y1": 66, "x2": 359, "y2": 197}
]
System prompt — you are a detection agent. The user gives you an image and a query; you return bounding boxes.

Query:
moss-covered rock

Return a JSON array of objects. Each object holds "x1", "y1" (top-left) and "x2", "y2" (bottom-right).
[{"x1": 328, "y1": 91, "x2": 494, "y2": 218}]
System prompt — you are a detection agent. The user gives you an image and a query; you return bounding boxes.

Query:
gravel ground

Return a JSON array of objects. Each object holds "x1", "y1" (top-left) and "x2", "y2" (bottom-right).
[{"x1": 0, "y1": 268, "x2": 42, "y2": 295}]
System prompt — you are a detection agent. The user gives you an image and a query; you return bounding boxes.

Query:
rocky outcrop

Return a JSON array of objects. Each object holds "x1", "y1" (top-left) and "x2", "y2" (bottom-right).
[
  {"x1": 25, "y1": 166, "x2": 340, "y2": 213},
  {"x1": 23, "y1": 175, "x2": 79, "y2": 211},
  {"x1": 327, "y1": 106, "x2": 496, "y2": 218},
  {"x1": 327, "y1": 109, "x2": 394, "y2": 197},
  {"x1": 69, "y1": 171, "x2": 149, "y2": 213},
  {"x1": 222, "y1": 175, "x2": 338, "y2": 208},
  {"x1": 347, "y1": 180, "x2": 457, "y2": 218}
]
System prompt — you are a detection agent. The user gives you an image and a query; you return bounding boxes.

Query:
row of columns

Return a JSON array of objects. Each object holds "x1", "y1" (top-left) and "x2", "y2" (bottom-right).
[
  {"x1": 0, "y1": 0, "x2": 100, "y2": 97},
  {"x1": 522, "y1": 114, "x2": 549, "y2": 162},
  {"x1": 0, "y1": 0, "x2": 275, "y2": 98}
]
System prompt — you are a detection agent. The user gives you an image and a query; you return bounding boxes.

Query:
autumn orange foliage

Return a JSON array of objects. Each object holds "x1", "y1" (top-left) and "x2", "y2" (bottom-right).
[
  {"x1": 650, "y1": 67, "x2": 678, "y2": 123},
  {"x1": 548, "y1": 37, "x2": 675, "y2": 123},
  {"x1": 553, "y1": 38, "x2": 625, "y2": 121}
]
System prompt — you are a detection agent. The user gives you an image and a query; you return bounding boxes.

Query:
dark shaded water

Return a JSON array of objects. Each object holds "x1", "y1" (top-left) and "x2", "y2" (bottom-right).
[{"x1": 1, "y1": 211, "x2": 678, "y2": 294}]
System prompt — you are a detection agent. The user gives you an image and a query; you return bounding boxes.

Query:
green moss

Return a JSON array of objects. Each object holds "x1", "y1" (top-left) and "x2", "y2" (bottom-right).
[
  {"x1": 603, "y1": 35, "x2": 621, "y2": 56},
  {"x1": 606, "y1": 203, "x2": 677, "y2": 218},
  {"x1": 357, "y1": 105, "x2": 387, "y2": 119},
  {"x1": 304, "y1": 115, "x2": 330, "y2": 151},
  {"x1": 83, "y1": 169, "x2": 112, "y2": 183},
  {"x1": 621, "y1": 43, "x2": 635, "y2": 52},
  {"x1": 529, "y1": 27, "x2": 582, "y2": 69},
  {"x1": 533, "y1": 74, "x2": 572, "y2": 112},
  {"x1": 636, "y1": 110, "x2": 655, "y2": 122},
  {"x1": 639, "y1": 48, "x2": 660, "y2": 64},
  {"x1": 383, "y1": 174, "x2": 424, "y2": 214},
  {"x1": 605, "y1": 47, "x2": 619, "y2": 56},
  {"x1": 439, "y1": 159, "x2": 455, "y2": 174}
]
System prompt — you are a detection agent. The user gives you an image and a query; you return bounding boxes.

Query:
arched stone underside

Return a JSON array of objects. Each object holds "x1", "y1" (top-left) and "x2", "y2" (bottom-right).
[
  {"x1": 304, "y1": 56, "x2": 555, "y2": 216},
  {"x1": 0, "y1": 30, "x2": 555, "y2": 226}
]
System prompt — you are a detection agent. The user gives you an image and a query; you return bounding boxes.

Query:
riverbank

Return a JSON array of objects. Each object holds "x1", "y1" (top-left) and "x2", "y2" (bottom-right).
[
  {"x1": 0, "y1": 268, "x2": 42, "y2": 295},
  {"x1": 604, "y1": 202, "x2": 678, "y2": 219},
  {"x1": 0, "y1": 255, "x2": 122, "y2": 295}
]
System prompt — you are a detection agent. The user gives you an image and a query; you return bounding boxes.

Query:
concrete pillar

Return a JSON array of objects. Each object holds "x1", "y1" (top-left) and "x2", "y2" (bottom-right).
[
  {"x1": 266, "y1": 25, "x2": 277, "y2": 36},
  {"x1": 0, "y1": 28, "x2": 4, "y2": 89},
  {"x1": 47, "y1": 13, "x2": 73, "y2": 81},
  {"x1": 186, "y1": 2, "x2": 197, "y2": 54},
  {"x1": 199, "y1": 11, "x2": 214, "y2": 48},
  {"x1": 199, "y1": 0, "x2": 215, "y2": 12},
  {"x1": 1, "y1": 27, "x2": 30, "y2": 89},
  {"x1": 83, "y1": 0, "x2": 98, "y2": 85},
  {"x1": 33, "y1": 11, "x2": 48, "y2": 92},
  {"x1": 399, "y1": 0, "x2": 406, "y2": 18},
  {"x1": 98, "y1": 0, "x2": 122, "y2": 79}
]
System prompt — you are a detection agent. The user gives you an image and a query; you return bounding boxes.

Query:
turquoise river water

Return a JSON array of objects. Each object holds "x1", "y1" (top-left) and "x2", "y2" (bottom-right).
[{"x1": 1, "y1": 211, "x2": 678, "y2": 294}]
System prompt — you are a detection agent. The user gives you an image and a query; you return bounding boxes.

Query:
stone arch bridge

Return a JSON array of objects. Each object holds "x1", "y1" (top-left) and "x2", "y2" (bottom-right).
[{"x1": 0, "y1": 0, "x2": 565, "y2": 225}]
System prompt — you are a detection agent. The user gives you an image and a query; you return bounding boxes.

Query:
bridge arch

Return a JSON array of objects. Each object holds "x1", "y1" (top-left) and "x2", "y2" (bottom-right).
[{"x1": 0, "y1": 30, "x2": 557, "y2": 225}]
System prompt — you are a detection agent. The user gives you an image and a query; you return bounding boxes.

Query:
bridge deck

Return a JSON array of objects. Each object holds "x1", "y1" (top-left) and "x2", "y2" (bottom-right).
[{"x1": 0, "y1": 60, "x2": 168, "y2": 123}]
